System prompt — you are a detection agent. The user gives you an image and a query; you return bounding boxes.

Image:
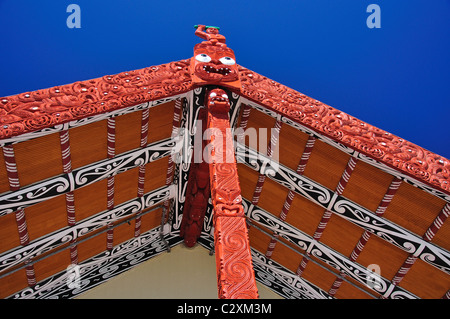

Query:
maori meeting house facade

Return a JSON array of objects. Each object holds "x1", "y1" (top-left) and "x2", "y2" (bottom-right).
[{"x1": 0, "y1": 25, "x2": 449, "y2": 299}]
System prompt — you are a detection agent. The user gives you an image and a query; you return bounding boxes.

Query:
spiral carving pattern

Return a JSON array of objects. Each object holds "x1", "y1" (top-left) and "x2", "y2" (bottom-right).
[
  {"x1": 206, "y1": 88, "x2": 258, "y2": 299},
  {"x1": 215, "y1": 216, "x2": 259, "y2": 299},
  {"x1": 0, "y1": 60, "x2": 192, "y2": 139}
]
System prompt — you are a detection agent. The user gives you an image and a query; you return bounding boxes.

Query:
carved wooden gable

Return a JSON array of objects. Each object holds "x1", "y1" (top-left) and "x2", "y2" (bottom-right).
[{"x1": 0, "y1": 26, "x2": 448, "y2": 299}]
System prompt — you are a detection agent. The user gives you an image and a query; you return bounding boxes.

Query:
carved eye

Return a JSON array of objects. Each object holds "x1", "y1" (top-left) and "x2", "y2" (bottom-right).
[
  {"x1": 219, "y1": 56, "x2": 235, "y2": 65},
  {"x1": 195, "y1": 53, "x2": 211, "y2": 63}
]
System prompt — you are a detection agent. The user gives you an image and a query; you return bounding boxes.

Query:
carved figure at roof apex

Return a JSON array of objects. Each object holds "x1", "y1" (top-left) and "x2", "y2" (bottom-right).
[
  {"x1": 194, "y1": 24, "x2": 227, "y2": 47},
  {"x1": 191, "y1": 25, "x2": 240, "y2": 91}
]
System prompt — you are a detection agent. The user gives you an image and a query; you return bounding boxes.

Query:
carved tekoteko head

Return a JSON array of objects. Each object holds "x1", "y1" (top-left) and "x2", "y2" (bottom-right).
[
  {"x1": 207, "y1": 89, "x2": 230, "y2": 114},
  {"x1": 190, "y1": 26, "x2": 240, "y2": 91}
]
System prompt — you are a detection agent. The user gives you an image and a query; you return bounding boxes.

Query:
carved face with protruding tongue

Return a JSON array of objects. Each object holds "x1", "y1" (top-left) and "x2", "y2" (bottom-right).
[
  {"x1": 207, "y1": 89, "x2": 230, "y2": 113},
  {"x1": 191, "y1": 43, "x2": 239, "y2": 84}
]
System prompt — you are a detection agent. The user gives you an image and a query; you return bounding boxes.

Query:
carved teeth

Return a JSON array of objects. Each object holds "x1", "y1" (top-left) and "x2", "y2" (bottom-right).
[{"x1": 202, "y1": 64, "x2": 231, "y2": 75}]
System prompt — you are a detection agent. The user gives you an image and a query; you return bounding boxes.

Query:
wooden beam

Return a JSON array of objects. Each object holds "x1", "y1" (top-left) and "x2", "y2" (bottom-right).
[
  {"x1": 206, "y1": 88, "x2": 258, "y2": 299},
  {"x1": 59, "y1": 130, "x2": 78, "y2": 265},
  {"x1": 106, "y1": 118, "x2": 116, "y2": 250},
  {"x1": 2, "y1": 145, "x2": 36, "y2": 287},
  {"x1": 135, "y1": 108, "x2": 150, "y2": 237}
]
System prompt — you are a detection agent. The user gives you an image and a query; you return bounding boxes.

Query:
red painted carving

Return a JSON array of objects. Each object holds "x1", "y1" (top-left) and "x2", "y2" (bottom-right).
[
  {"x1": 206, "y1": 88, "x2": 259, "y2": 299},
  {"x1": 179, "y1": 161, "x2": 210, "y2": 247},
  {"x1": 190, "y1": 25, "x2": 240, "y2": 91},
  {"x1": 0, "y1": 60, "x2": 192, "y2": 140},
  {"x1": 194, "y1": 25, "x2": 227, "y2": 47},
  {"x1": 237, "y1": 65, "x2": 450, "y2": 194},
  {"x1": 180, "y1": 108, "x2": 210, "y2": 247}
]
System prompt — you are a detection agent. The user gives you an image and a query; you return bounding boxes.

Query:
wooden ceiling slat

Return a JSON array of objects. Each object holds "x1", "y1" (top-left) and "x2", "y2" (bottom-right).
[
  {"x1": 112, "y1": 219, "x2": 135, "y2": 247},
  {"x1": 77, "y1": 231, "x2": 107, "y2": 264},
  {"x1": 0, "y1": 268, "x2": 28, "y2": 298},
  {"x1": 34, "y1": 248, "x2": 71, "y2": 284},
  {"x1": 0, "y1": 148, "x2": 10, "y2": 194},
  {"x1": 243, "y1": 107, "x2": 275, "y2": 150},
  {"x1": 0, "y1": 212, "x2": 21, "y2": 254},
  {"x1": 389, "y1": 202, "x2": 450, "y2": 292},
  {"x1": 356, "y1": 234, "x2": 410, "y2": 280},
  {"x1": 74, "y1": 179, "x2": 108, "y2": 222},
  {"x1": 397, "y1": 258, "x2": 450, "y2": 298},
  {"x1": 115, "y1": 111, "x2": 142, "y2": 155},
  {"x1": 285, "y1": 193, "x2": 328, "y2": 238},
  {"x1": 13, "y1": 133, "x2": 63, "y2": 188},
  {"x1": 320, "y1": 214, "x2": 366, "y2": 258},
  {"x1": 25, "y1": 193, "x2": 67, "y2": 242},
  {"x1": 341, "y1": 160, "x2": 395, "y2": 212},
  {"x1": 114, "y1": 167, "x2": 139, "y2": 207},
  {"x1": 276, "y1": 121, "x2": 311, "y2": 172},
  {"x1": 302, "y1": 139, "x2": 351, "y2": 191},
  {"x1": 256, "y1": 178, "x2": 290, "y2": 219},
  {"x1": 147, "y1": 101, "x2": 176, "y2": 145},
  {"x1": 301, "y1": 257, "x2": 341, "y2": 295},
  {"x1": 69, "y1": 120, "x2": 108, "y2": 170},
  {"x1": 383, "y1": 181, "x2": 448, "y2": 238},
  {"x1": 143, "y1": 157, "x2": 171, "y2": 194},
  {"x1": 139, "y1": 206, "x2": 163, "y2": 234}
]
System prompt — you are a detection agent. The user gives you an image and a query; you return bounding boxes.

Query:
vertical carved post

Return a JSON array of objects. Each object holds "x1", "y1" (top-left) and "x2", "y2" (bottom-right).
[{"x1": 206, "y1": 88, "x2": 259, "y2": 299}]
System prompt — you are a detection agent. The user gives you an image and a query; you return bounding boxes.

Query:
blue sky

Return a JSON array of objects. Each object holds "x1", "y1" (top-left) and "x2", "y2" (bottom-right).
[{"x1": 0, "y1": 0, "x2": 449, "y2": 158}]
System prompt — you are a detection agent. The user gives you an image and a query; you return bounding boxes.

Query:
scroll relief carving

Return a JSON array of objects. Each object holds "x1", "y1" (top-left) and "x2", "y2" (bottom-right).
[{"x1": 0, "y1": 60, "x2": 192, "y2": 139}]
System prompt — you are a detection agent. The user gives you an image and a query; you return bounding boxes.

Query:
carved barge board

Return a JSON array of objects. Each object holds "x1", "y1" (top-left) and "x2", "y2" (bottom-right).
[{"x1": 206, "y1": 89, "x2": 259, "y2": 299}]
